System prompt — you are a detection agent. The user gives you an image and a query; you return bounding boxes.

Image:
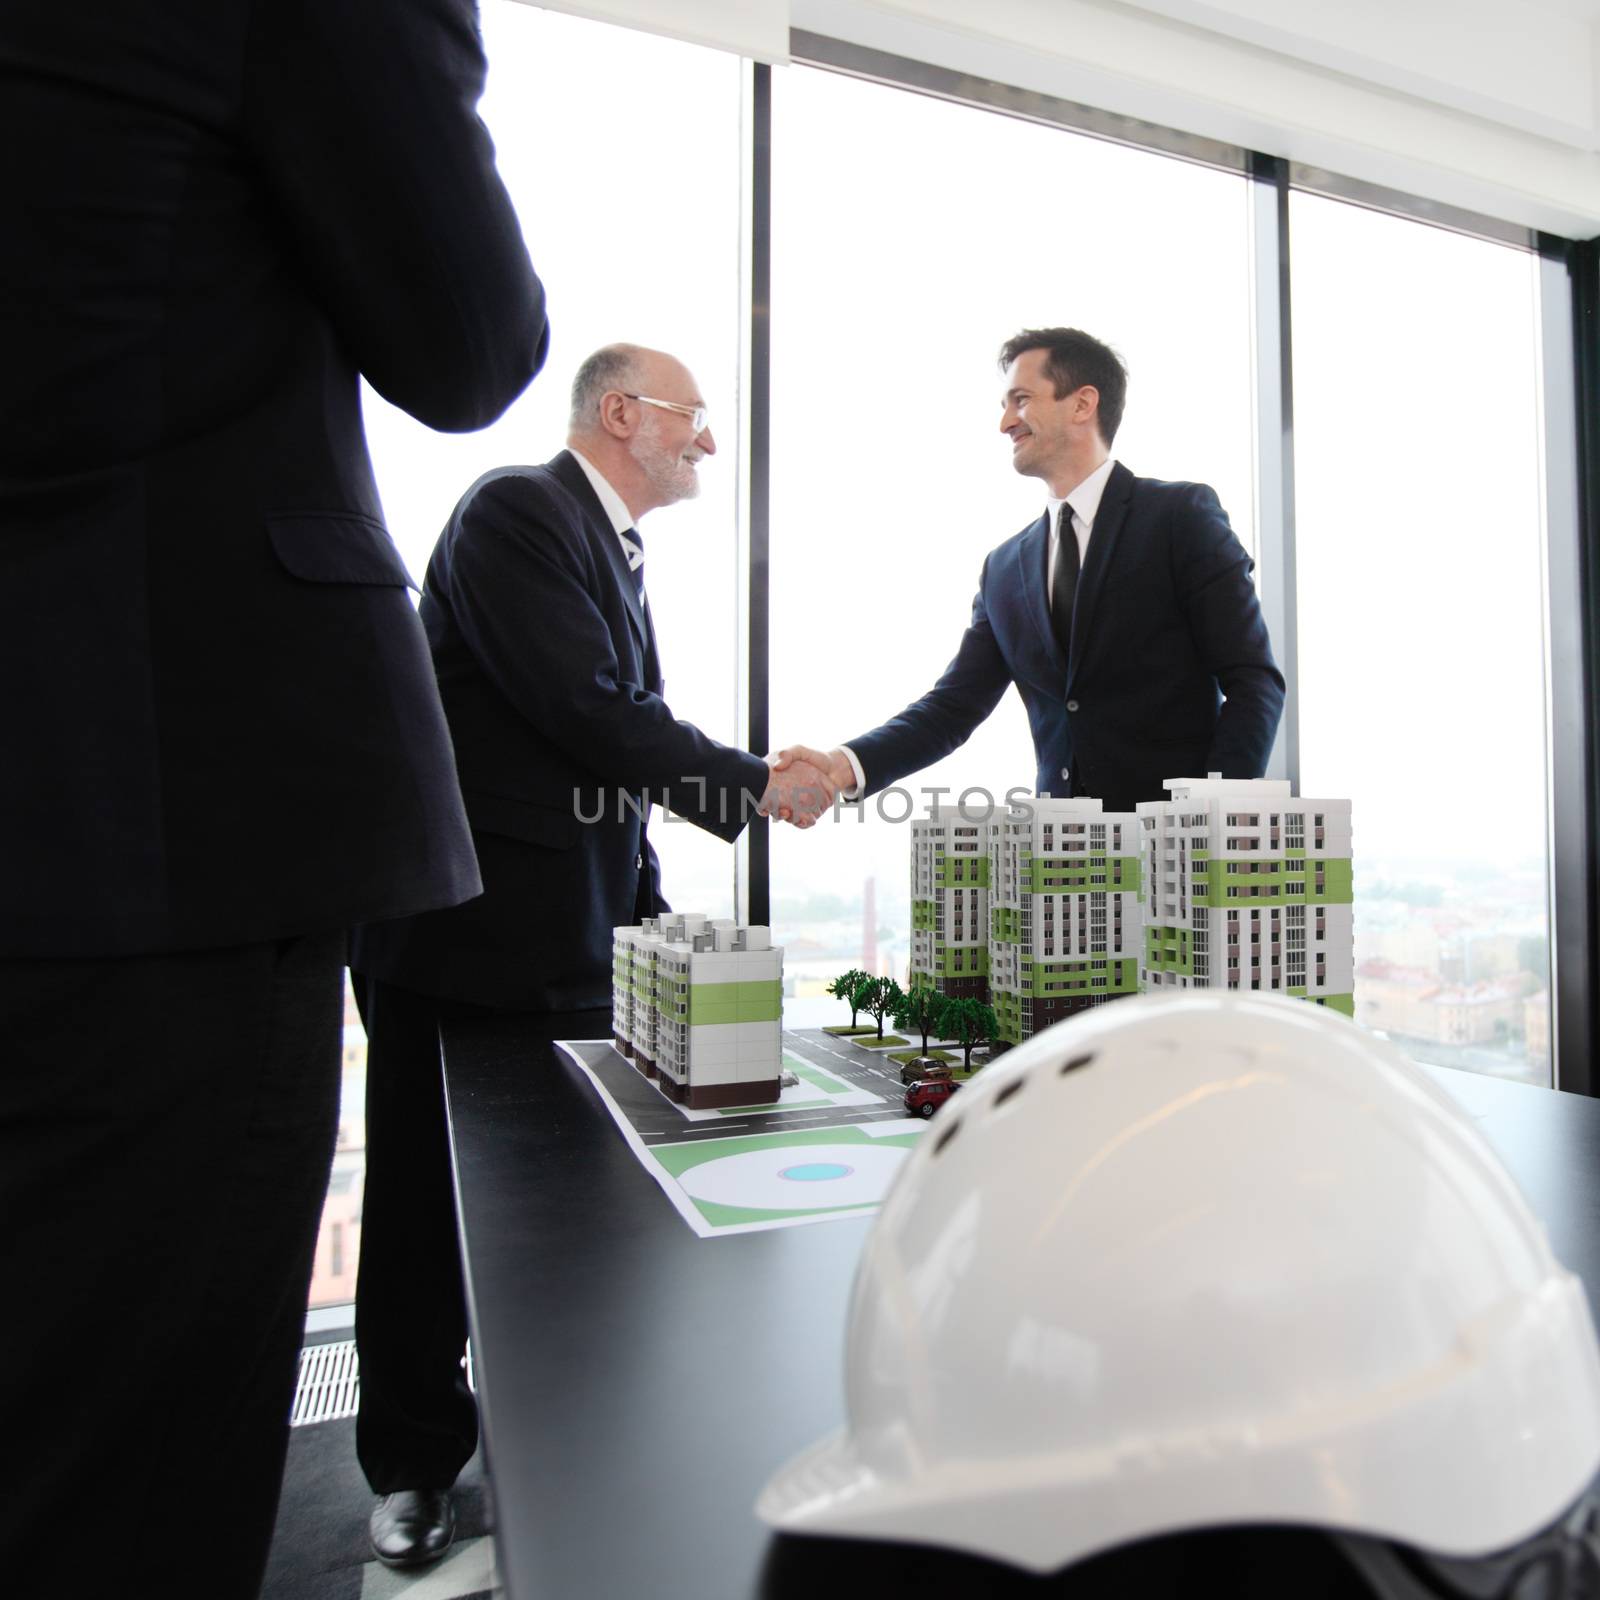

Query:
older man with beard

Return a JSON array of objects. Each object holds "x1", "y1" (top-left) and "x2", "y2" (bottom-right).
[{"x1": 346, "y1": 344, "x2": 833, "y2": 1568}]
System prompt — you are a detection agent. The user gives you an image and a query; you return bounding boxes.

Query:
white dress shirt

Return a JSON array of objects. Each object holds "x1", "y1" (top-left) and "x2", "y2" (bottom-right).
[
  {"x1": 836, "y1": 457, "x2": 1119, "y2": 798},
  {"x1": 569, "y1": 445, "x2": 639, "y2": 566},
  {"x1": 1046, "y1": 455, "x2": 1117, "y2": 606}
]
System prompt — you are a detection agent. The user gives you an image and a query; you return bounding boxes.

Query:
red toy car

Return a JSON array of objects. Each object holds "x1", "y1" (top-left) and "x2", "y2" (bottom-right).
[
  {"x1": 900, "y1": 1059, "x2": 953, "y2": 1086},
  {"x1": 905, "y1": 1078, "x2": 961, "y2": 1119}
]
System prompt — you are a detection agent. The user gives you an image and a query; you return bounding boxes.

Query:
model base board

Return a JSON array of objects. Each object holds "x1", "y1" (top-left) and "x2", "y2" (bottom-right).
[{"x1": 555, "y1": 1028, "x2": 949, "y2": 1237}]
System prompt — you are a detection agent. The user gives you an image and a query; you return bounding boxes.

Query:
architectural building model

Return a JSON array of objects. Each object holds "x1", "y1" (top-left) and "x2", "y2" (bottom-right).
[
  {"x1": 905, "y1": 776, "x2": 1354, "y2": 1052},
  {"x1": 909, "y1": 808, "x2": 991, "y2": 1003},
  {"x1": 1138, "y1": 775, "x2": 1354, "y2": 1012},
  {"x1": 612, "y1": 913, "x2": 784, "y2": 1109},
  {"x1": 987, "y1": 797, "x2": 1143, "y2": 1046}
]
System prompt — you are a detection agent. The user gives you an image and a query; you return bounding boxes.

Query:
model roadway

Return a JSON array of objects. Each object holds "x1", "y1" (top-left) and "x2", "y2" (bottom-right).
[{"x1": 565, "y1": 1024, "x2": 963, "y2": 1147}]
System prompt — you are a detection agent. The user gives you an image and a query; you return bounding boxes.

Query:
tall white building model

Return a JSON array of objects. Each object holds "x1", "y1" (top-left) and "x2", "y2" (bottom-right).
[
  {"x1": 1138, "y1": 775, "x2": 1354, "y2": 1012},
  {"x1": 987, "y1": 797, "x2": 1143, "y2": 1046},
  {"x1": 612, "y1": 913, "x2": 783, "y2": 1109},
  {"x1": 905, "y1": 778, "x2": 1354, "y2": 1052},
  {"x1": 909, "y1": 808, "x2": 991, "y2": 1003}
]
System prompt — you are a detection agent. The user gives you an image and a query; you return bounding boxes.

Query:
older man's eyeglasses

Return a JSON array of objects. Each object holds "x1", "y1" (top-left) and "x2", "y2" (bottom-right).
[{"x1": 624, "y1": 393, "x2": 708, "y2": 433}]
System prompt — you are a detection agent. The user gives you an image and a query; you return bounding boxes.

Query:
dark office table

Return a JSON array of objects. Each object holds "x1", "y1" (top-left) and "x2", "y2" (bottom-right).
[{"x1": 441, "y1": 1009, "x2": 1600, "y2": 1600}]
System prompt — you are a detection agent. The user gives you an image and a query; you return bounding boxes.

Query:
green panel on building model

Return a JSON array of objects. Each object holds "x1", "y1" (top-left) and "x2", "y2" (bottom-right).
[
  {"x1": 936, "y1": 857, "x2": 991, "y2": 889},
  {"x1": 1314, "y1": 859, "x2": 1354, "y2": 903},
  {"x1": 1026, "y1": 856, "x2": 1141, "y2": 894},
  {"x1": 935, "y1": 947, "x2": 991, "y2": 978},
  {"x1": 1143, "y1": 926, "x2": 1192, "y2": 975},
  {"x1": 688, "y1": 980, "x2": 783, "y2": 1024},
  {"x1": 1199, "y1": 856, "x2": 1353, "y2": 906},
  {"x1": 993, "y1": 991, "x2": 1024, "y2": 1044},
  {"x1": 1026, "y1": 959, "x2": 1136, "y2": 997}
]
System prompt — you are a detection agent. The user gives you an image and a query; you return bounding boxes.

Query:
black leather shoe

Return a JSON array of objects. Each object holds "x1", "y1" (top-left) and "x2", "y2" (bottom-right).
[{"x1": 369, "y1": 1488, "x2": 456, "y2": 1569}]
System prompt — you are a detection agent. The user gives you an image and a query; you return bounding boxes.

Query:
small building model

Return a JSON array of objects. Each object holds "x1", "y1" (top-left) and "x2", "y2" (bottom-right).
[
  {"x1": 987, "y1": 797, "x2": 1143, "y2": 1047},
  {"x1": 612, "y1": 914, "x2": 784, "y2": 1109},
  {"x1": 613, "y1": 913, "x2": 706, "y2": 1073},
  {"x1": 1138, "y1": 775, "x2": 1354, "y2": 1013},
  {"x1": 909, "y1": 807, "x2": 991, "y2": 1003}
]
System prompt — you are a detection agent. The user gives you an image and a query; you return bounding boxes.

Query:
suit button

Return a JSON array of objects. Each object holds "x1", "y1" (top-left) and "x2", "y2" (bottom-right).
[
  {"x1": 1066, "y1": 699, "x2": 1079, "y2": 712},
  {"x1": 1061, "y1": 768, "x2": 1070, "y2": 781},
  {"x1": 634, "y1": 853, "x2": 643, "y2": 871}
]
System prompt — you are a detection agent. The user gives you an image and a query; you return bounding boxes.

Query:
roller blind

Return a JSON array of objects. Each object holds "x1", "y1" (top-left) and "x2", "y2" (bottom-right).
[{"x1": 512, "y1": 0, "x2": 790, "y2": 63}]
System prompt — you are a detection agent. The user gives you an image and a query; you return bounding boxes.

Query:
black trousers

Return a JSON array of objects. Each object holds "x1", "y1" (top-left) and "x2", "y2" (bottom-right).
[
  {"x1": 0, "y1": 932, "x2": 343, "y2": 1600},
  {"x1": 351, "y1": 973, "x2": 483, "y2": 1494}
]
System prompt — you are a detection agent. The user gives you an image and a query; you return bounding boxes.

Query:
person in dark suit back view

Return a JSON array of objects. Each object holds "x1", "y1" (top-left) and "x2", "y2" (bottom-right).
[
  {"x1": 773, "y1": 327, "x2": 1285, "y2": 813},
  {"x1": 0, "y1": 2, "x2": 547, "y2": 1594},
  {"x1": 347, "y1": 343, "x2": 838, "y2": 1569}
]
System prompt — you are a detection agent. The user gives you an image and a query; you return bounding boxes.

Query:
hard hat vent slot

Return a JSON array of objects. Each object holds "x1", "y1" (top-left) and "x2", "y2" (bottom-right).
[
  {"x1": 932, "y1": 1119, "x2": 962, "y2": 1157},
  {"x1": 994, "y1": 1079, "x2": 1024, "y2": 1111},
  {"x1": 1060, "y1": 1052, "x2": 1096, "y2": 1076}
]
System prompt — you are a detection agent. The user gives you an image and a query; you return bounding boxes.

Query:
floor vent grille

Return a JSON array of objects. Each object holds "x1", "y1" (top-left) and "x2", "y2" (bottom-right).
[
  {"x1": 291, "y1": 1339, "x2": 477, "y2": 1427},
  {"x1": 291, "y1": 1339, "x2": 359, "y2": 1426}
]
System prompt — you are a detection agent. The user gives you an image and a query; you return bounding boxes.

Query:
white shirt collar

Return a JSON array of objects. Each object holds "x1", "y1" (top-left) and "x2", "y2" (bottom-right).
[
  {"x1": 1046, "y1": 456, "x2": 1117, "y2": 539},
  {"x1": 568, "y1": 446, "x2": 635, "y2": 539}
]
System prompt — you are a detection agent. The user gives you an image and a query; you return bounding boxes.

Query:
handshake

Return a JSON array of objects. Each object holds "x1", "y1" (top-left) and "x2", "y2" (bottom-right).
[{"x1": 758, "y1": 745, "x2": 857, "y2": 829}]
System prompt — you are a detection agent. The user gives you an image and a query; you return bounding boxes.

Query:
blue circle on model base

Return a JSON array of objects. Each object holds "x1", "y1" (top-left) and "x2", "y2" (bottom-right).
[{"x1": 778, "y1": 1161, "x2": 855, "y2": 1183}]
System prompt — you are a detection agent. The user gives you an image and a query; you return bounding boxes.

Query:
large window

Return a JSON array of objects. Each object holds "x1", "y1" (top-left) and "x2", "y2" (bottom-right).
[
  {"x1": 311, "y1": 4, "x2": 745, "y2": 1311},
  {"x1": 767, "y1": 65, "x2": 1257, "y2": 1022},
  {"x1": 364, "y1": 1, "x2": 745, "y2": 919},
  {"x1": 1290, "y1": 193, "x2": 1551, "y2": 1085},
  {"x1": 305, "y1": 25, "x2": 1584, "y2": 1313}
]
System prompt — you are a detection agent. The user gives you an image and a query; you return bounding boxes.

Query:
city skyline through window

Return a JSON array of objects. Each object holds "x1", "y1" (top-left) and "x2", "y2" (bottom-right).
[{"x1": 1290, "y1": 191, "x2": 1551, "y2": 1086}]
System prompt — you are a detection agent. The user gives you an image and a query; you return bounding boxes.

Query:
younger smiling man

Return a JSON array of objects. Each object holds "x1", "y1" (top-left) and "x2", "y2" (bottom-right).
[{"x1": 777, "y1": 325, "x2": 1285, "y2": 815}]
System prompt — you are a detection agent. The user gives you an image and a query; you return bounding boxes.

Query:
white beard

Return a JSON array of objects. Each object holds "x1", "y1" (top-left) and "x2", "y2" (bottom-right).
[{"x1": 629, "y1": 412, "x2": 700, "y2": 504}]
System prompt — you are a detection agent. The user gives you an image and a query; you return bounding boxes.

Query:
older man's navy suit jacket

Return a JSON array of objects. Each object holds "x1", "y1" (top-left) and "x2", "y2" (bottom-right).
[
  {"x1": 848, "y1": 462, "x2": 1285, "y2": 812},
  {"x1": 352, "y1": 451, "x2": 771, "y2": 1010}
]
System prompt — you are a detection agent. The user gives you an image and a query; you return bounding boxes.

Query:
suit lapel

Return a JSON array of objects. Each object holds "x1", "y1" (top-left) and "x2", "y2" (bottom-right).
[
  {"x1": 549, "y1": 450, "x2": 648, "y2": 656},
  {"x1": 1018, "y1": 513, "x2": 1064, "y2": 677},
  {"x1": 1067, "y1": 461, "x2": 1133, "y2": 690},
  {"x1": 641, "y1": 594, "x2": 662, "y2": 694}
]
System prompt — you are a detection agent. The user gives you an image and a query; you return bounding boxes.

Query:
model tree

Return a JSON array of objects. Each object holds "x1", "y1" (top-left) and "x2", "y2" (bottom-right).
[
  {"x1": 827, "y1": 968, "x2": 871, "y2": 1029},
  {"x1": 860, "y1": 976, "x2": 906, "y2": 1041},
  {"x1": 941, "y1": 997, "x2": 998, "y2": 1071},
  {"x1": 892, "y1": 983, "x2": 949, "y2": 1061}
]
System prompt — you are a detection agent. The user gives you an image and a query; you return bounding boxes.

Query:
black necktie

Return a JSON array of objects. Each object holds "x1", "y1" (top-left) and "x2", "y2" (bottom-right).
[
  {"x1": 623, "y1": 528, "x2": 661, "y2": 688},
  {"x1": 622, "y1": 527, "x2": 645, "y2": 602},
  {"x1": 1050, "y1": 504, "x2": 1079, "y2": 657}
]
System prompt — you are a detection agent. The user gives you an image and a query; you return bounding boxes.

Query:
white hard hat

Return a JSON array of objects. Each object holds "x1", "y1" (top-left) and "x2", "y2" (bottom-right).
[{"x1": 758, "y1": 993, "x2": 1600, "y2": 1577}]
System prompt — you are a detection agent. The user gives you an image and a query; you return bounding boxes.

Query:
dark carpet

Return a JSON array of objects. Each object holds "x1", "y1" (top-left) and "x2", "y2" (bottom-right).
[{"x1": 262, "y1": 1416, "x2": 493, "y2": 1600}]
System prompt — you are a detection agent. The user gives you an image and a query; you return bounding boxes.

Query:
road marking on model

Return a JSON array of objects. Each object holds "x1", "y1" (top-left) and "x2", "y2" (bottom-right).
[{"x1": 796, "y1": 1042, "x2": 859, "y2": 1065}]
